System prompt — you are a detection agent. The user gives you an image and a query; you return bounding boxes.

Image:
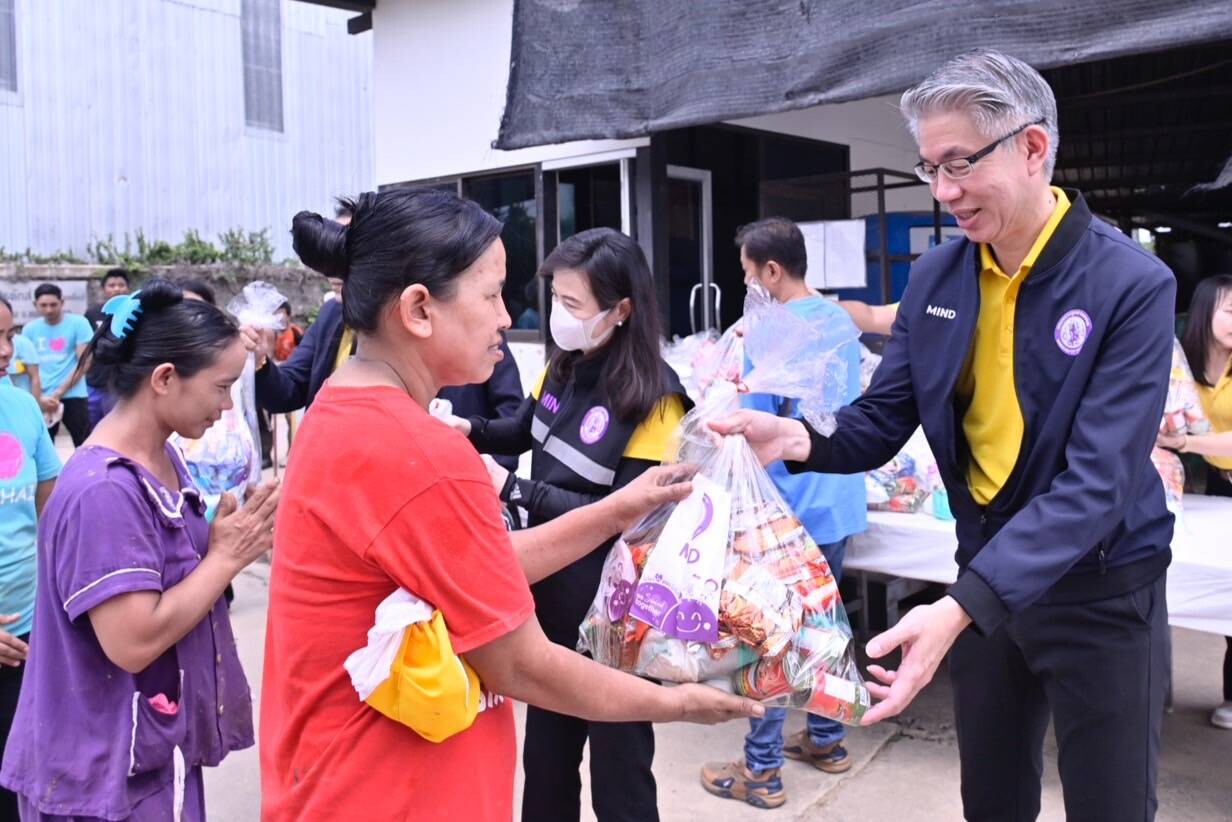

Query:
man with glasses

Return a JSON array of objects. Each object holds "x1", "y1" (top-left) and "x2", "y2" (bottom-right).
[{"x1": 714, "y1": 49, "x2": 1174, "y2": 820}]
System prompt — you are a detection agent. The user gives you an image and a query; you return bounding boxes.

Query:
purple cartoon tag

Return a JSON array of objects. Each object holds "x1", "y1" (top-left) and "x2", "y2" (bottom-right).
[{"x1": 629, "y1": 474, "x2": 731, "y2": 643}]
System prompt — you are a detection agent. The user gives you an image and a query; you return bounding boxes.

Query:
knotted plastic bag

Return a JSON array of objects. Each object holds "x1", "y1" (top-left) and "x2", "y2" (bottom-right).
[
  {"x1": 579, "y1": 287, "x2": 869, "y2": 724},
  {"x1": 226, "y1": 282, "x2": 288, "y2": 459},
  {"x1": 343, "y1": 589, "x2": 482, "y2": 743}
]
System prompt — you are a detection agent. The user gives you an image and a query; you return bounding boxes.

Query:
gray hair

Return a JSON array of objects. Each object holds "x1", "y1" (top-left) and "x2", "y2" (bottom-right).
[{"x1": 900, "y1": 49, "x2": 1059, "y2": 178}]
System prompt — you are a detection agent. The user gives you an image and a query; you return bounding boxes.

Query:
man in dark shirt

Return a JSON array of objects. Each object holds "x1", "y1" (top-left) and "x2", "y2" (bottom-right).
[{"x1": 83, "y1": 268, "x2": 132, "y2": 428}]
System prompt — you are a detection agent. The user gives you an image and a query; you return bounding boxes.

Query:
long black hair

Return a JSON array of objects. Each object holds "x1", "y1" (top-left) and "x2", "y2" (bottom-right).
[
  {"x1": 291, "y1": 188, "x2": 503, "y2": 332},
  {"x1": 1181, "y1": 273, "x2": 1232, "y2": 387},
  {"x1": 541, "y1": 228, "x2": 668, "y2": 424},
  {"x1": 84, "y1": 278, "x2": 239, "y2": 398}
]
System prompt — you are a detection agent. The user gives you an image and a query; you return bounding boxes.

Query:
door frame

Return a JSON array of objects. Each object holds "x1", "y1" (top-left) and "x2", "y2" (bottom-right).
[{"x1": 666, "y1": 164, "x2": 716, "y2": 331}]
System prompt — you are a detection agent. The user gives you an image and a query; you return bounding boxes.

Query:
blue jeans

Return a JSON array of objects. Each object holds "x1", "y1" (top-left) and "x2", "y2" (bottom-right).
[{"x1": 744, "y1": 538, "x2": 848, "y2": 773}]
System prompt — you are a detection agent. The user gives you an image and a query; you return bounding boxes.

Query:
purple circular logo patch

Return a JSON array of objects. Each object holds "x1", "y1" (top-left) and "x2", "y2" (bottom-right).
[
  {"x1": 579, "y1": 406, "x2": 610, "y2": 444},
  {"x1": 1054, "y1": 309, "x2": 1092, "y2": 357}
]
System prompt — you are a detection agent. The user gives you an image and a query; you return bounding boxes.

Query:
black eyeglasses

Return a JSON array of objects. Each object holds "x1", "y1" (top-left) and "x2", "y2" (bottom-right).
[{"x1": 914, "y1": 117, "x2": 1046, "y2": 183}]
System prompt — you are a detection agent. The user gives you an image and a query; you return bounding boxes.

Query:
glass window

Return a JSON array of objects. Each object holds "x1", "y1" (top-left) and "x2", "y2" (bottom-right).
[
  {"x1": 557, "y1": 163, "x2": 623, "y2": 240},
  {"x1": 241, "y1": 0, "x2": 283, "y2": 132},
  {"x1": 0, "y1": 0, "x2": 16, "y2": 92},
  {"x1": 464, "y1": 172, "x2": 540, "y2": 331}
]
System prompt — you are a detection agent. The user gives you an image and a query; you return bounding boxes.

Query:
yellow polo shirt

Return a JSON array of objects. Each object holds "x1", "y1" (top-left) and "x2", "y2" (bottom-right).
[
  {"x1": 1196, "y1": 373, "x2": 1232, "y2": 470},
  {"x1": 956, "y1": 187, "x2": 1071, "y2": 505},
  {"x1": 333, "y1": 326, "x2": 356, "y2": 373}
]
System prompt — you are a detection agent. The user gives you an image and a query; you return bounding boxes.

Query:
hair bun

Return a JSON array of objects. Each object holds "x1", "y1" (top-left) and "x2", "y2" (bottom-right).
[
  {"x1": 91, "y1": 277, "x2": 183, "y2": 365},
  {"x1": 135, "y1": 278, "x2": 186, "y2": 312},
  {"x1": 291, "y1": 211, "x2": 349, "y2": 279}
]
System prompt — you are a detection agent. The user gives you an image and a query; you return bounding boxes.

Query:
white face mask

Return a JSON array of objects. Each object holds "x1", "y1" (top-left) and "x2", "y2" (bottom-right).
[{"x1": 550, "y1": 303, "x2": 615, "y2": 353}]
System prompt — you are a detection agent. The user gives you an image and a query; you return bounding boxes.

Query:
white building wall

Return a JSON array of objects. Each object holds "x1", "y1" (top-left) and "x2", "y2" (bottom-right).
[
  {"x1": 372, "y1": 0, "x2": 643, "y2": 185},
  {"x1": 0, "y1": 0, "x2": 373, "y2": 259}
]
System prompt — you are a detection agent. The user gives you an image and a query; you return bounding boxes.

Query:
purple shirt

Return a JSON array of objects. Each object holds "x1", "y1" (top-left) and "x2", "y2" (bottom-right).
[{"x1": 0, "y1": 444, "x2": 253, "y2": 819}]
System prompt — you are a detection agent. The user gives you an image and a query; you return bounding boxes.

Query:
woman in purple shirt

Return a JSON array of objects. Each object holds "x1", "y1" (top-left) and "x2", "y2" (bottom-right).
[{"x1": 0, "y1": 280, "x2": 279, "y2": 821}]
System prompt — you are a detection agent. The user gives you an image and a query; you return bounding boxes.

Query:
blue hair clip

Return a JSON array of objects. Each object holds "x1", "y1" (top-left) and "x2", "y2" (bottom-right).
[{"x1": 101, "y1": 290, "x2": 143, "y2": 339}]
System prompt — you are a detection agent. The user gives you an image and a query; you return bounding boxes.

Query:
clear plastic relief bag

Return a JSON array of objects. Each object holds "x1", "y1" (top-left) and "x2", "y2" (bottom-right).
[
  {"x1": 226, "y1": 282, "x2": 288, "y2": 466},
  {"x1": 579, "y1": 287, "x2": 869, "y2": 724}
]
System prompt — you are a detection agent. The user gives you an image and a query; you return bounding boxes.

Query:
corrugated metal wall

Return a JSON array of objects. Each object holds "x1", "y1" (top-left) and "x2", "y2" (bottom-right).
[{"x1": 0, "y1": 0, "x2": 373, "y2": 260}]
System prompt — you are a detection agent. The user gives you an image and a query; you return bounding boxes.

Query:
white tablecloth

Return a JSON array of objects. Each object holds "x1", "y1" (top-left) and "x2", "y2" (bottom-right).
[{"x1": 847, "y1": 495, "x2": 1232, "y2": 636}]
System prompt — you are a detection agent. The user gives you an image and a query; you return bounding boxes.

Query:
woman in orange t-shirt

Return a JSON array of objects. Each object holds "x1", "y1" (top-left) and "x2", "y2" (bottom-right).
[{"x1": 259, "y1": 188, "x2": 761, "y2": 821}]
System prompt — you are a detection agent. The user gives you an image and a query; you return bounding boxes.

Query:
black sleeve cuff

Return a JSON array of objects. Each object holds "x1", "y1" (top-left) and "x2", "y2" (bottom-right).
[
  {"x1": 947, "y1": 571, "x2": 1011, "y2": 636},
  {"x1": 467, "y1": 415, "x2": 487, "y2": 445},
  {"x1": 784, "y1": 422, "x2": 832, "y2": 475},
  {"x1": 500, "y1": 474, "x2": 526, "y2": 507}
]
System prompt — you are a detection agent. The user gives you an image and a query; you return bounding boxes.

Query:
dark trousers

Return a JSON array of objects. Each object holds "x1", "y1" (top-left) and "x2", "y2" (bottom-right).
[
  {"x1": 521, "y1": 620, "x2": 658, "y2": 822},
  {"x1": 950, "y1": 574, "x2": 1168, "y2": 822},
  {"x1": 47, "y1": 397, "x2": 90, "y2": 447},
  {"x1": 1224, "y1": 636, "x2": 1232, "y2": 702},
  {"x1": 1205, "y1": 467, "x2": 1232, "y2": 702},
  {"x1": 0, "y1": 636, "x2": 28, "y2": 822}
]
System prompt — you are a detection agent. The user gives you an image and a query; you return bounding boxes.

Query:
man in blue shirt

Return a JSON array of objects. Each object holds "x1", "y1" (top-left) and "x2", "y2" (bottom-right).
[
  {"x1": 701, "y1": 218, "x2": 865, "y2": 809},
  {"x1": 0, "y1": 295, "x2": 61, "y2": 817},
  {"x1": 0, "y1": 334, "x2": 40, "y2": 398},
  {"x1": 21, "y1": 284, "x2": 94, "y2": 446}
]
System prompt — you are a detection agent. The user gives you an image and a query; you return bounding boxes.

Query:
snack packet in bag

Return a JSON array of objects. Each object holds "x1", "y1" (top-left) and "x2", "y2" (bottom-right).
[
  {"x1": 1151, "y1": 338, "x2": 1211, "y2": 513},
  {"x1": 866, "y1": 427, "x2": 936, "y2": 514},
  {"x1": 171, "y1": 381, "x2": 260, "y2": 520},
  {"x1": 580, "y1": 288, "x2": 869, "y2": 724},
  {"x1": 688, "y1": 324, "x2": 744, "y2": 402},
  {"x1": 662, "y1": 330, "x2": 719, "y2": 403}
]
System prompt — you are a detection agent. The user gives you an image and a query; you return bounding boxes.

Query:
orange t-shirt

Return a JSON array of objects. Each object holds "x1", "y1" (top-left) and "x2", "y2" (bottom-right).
[{"x1": 259, "y1": 383, "x2": 535, "y2": 821}]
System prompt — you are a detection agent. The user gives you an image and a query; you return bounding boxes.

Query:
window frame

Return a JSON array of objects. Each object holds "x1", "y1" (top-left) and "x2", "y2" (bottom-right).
[{"x1": 241, "y1": 0, "x2": 284, "y2": 133}]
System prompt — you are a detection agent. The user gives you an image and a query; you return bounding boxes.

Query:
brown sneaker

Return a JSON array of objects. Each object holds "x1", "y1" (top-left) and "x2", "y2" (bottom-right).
[
  {"x1": 699, "y1": 759, "x2": 787, "y2": 809},
  {"x1": 782, "y1": 730, "x2": 852, "y2": 773}
]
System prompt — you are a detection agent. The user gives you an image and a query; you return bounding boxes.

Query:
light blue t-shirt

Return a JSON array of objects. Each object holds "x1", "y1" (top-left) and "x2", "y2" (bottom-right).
[
  {"x1": 0, "y1": 384, "x2": 62, "y2": 637},
  {"x1": 741, "y1": 295, "x2": 866, "y2": 550},
  {"x1": 21, "y1": 314, "x2": 94, "y2": 399},
  {"x1": 1, "y1": 335, "x2": 40, "y2": 394}
]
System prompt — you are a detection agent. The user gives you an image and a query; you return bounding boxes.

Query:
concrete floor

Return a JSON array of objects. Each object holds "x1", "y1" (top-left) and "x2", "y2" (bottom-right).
[
  {"x1": 205, "y1": 562, "x2": 1232, "y2": 821},
  {"x1": 50, "y1": 433, "x2": 1232, "y2": 820}
]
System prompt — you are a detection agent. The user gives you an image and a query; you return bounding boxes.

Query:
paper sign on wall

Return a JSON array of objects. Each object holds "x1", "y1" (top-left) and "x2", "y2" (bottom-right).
[{"x1": 799, "y1": 220, "x2": 866, "y2": 290}]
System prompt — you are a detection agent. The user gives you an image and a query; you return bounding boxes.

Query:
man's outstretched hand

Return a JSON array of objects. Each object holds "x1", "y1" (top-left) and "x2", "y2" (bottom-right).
[
  {"x1": 860, "y1": 596, "x2": 971, "y2": 725},
  {"x1": 707, "y1": 411, "x2": 812, "y2": 466}
]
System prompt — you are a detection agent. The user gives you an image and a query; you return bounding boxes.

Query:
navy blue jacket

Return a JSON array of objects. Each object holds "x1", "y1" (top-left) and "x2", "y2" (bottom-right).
[
  {"x1": 254, "y1": 298, "x2": 348, "y2": 413},
  {"x1": 254, "y1": 299, "x2": 525, "y2": 468},
  {"x1": 792, "y1": 192, "x2": 1176, "y2": 634}
]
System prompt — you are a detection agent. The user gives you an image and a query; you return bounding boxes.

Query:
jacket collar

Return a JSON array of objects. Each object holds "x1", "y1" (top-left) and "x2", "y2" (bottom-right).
[
  {"x1": 1031, "y1": 188, "x2": 1091, "y2": 275},
  {"x1": 565, "y1": 345, "x2": 612, "y2": 388}
]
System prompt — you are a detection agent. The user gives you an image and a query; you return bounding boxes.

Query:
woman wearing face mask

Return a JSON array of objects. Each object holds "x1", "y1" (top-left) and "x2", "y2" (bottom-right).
[
  {"x1": 458, "y1": 227, "x2": 690, "y2": 822},
  {"x1": 0, "y1": 279, "x2": 279, "y2": 820}
]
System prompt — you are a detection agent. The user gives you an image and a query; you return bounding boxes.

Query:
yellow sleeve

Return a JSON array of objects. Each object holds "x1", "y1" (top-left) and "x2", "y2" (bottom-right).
[
  {"x1": 623, "y1": 394, "x2": 687, "y2": 462},
  {"x1": 531, "y1": 367, "x2": 548, "y2": 401}
]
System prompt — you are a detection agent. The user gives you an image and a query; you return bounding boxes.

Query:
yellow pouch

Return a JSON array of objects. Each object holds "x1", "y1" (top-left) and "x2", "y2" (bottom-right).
[{"x1": 362, "y1": 609, "x2": 482, "y2": 743}]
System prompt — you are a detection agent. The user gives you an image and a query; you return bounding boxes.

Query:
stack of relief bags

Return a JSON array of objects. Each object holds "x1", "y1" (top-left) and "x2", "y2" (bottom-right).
[
  {"x1": 579, "y1": 287, "x2": 871, "y2": 724},
  {"x1": 1152, "y1": 338, "x2": 1210, "y2": 514}
]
